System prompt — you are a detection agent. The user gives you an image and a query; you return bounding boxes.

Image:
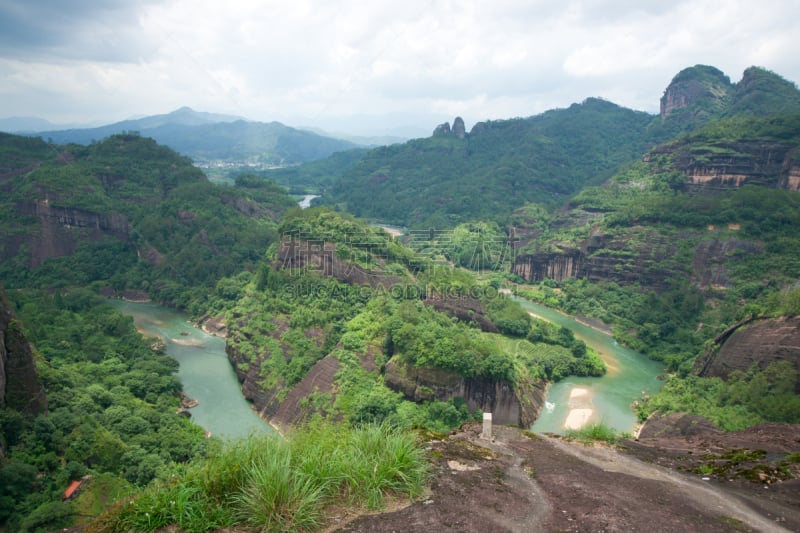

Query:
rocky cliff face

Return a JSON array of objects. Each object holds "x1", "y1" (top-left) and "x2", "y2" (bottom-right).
[
  {"x1": 512, "y1": 124, "x2": 797, "y2": 289},
  {"x1": 659, "y1": 65, "x2": 732, "y2": 119},
  {"x1": 512, "y1": 225, "x2": 769, "y2": 292},
  {"x1": 227, "y1": 336, "x2": 342, "y2": 431},
  {"x1": 225, "y1": 292, "x2": 547, "y2": 429},
  {"x1": 5, "y1": 200, "x2": 131, "y2": 268},
  {"x1": 384, "y1": 358, "x2": 546, "y2": 426},
  {"x1": 227, "y1": 324, "x2": 379, "y2": 431},
  {"x1": 692, "y1": 237, "x2": 763, "y2": 289},
  {"x1": 646, "y1": 140, "x2": 800, "y2": 192},
  {"x1": 512, "y1": 228, "x2": 682, "y2": 290},
  {"x1": 693, "y1": 316, "x2": 800, "y2": 391},
  {"x1": 0, "y1": 286, "x2": 47, "y2": 415}
]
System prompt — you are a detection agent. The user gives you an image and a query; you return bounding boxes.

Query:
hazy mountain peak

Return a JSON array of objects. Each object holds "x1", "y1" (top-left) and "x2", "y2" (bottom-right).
[{"x1": 125, "y1": 107, "x2": 244, "y2": 129}]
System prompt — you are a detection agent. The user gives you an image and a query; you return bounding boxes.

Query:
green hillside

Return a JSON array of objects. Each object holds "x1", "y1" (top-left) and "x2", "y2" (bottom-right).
[
  {"x1": 509, "y1": 111, "x2": 800, "y2": 428},
  {"x1": 0, "y1": 132, "x2": 296, "y2": 308},
  {"x1": 320, "y1": 98, "x2": 655, "y2": 228}
]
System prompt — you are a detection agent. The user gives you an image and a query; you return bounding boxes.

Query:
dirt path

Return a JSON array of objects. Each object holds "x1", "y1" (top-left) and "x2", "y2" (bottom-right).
[{"x1": 337, "y1": 422, "x2": 798, "y2": 532}]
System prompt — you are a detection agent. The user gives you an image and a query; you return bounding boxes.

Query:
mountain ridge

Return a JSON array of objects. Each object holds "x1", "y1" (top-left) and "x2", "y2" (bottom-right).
[{"x1": 23, "y1": 107, "x2": 359, "y2": 167}]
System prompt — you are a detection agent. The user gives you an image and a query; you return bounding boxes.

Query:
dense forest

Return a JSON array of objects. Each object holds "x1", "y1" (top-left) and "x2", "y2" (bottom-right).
[{"x1": 1, "y1": 64, "x2": 799, "y2": 532}]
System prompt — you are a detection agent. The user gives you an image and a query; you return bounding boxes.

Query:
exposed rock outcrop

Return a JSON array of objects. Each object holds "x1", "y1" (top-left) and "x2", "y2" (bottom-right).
[
  {"x1": 693, "y1": 315, "x2": 800, "y2": 391},
  {"x1": 222, "y1": 195, "x2": 277, "y2": 220},
  {"x1": 451, "y1": 117, "x2": 466, "y2": 139},
  {"x1": 646, "y1": 140, "x2": 800, "y2": 192},
  {"x1": 7, "y1": 200, "x2": 131, "y2": 268},
  {"x1": 432, "y1": 122, "x2": 451, "y2": 136},
  {"x1": 433, "y1": 117, "x2": 467, "y2": 138},
  {"x1": 198, "y1": 314, "x2": 227, "y2": 337},
  {"x1": 225, "y1": 312, "x2": 336, "y2": 428},
  {"x1": 692, "y1": 238, "x2": 763, "y2": 289},
  {"x1": 659, "y1": 65, "x2": 732, "y2": 119},
  {"x1": 423, "y1": 295, "x2": 499, "y2": 333},
  {"x1": 384, "y1": 358, "x2": 545, "y2": 426},
  {"x1": 270, "y1": 355, "x2": 342, "y2": 431},
  {"x1": 0, "y1": 285, "x2": 47, "y2": 415},
  {"x1": 512, "y1": 228, "x2": 683, "y2": 290}
]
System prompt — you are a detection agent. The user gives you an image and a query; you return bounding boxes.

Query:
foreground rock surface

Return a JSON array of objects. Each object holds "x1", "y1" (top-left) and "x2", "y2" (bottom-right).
[{"x1": 334, "y1": 421, "x2": 800, "y2": 532}]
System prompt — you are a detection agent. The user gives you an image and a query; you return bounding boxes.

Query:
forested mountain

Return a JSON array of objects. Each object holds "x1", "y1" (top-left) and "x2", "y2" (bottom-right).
[
  {"x1": 0, "y1": 132, "x2": 296, "y2": 308},
  {"x1": 29, "y1": 107, "x2": 359, "y2": 166},
  {"x1": 321, "y1": 98, "x2": 656, "y2": 227}
]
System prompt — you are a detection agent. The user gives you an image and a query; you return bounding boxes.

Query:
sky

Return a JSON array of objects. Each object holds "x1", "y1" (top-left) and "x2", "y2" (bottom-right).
[{"x1": 1, "y1": 0, "x2": 798, "y2": 137}]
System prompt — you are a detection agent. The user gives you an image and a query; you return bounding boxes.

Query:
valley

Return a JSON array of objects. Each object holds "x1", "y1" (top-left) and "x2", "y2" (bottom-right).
[{"x1": 1, "y1": 63, "x2": 799, "y2": 532}]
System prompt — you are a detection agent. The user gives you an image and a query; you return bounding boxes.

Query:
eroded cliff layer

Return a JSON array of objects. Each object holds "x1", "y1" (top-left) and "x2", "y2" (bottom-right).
[
  {"x1": 12, "y1": 200, "x2": 132, "y2": 268},
  {"x1": 384, "y1": 358, "x2": 545, "y2": 427},
  {"x1": 693, "y1": 316, "x2": 800, "y2": 391},
  {"x1": 512, "y1": 228, "x2": 683, "y2": 289},
  {"x1": 647, "y1": 140, "x2": 800, "y2": 192}
]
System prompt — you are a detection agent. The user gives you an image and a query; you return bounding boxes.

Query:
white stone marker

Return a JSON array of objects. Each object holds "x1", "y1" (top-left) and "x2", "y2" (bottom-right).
[{"x1": 481, "y1": 412, "x2": 492, "y2": 440}]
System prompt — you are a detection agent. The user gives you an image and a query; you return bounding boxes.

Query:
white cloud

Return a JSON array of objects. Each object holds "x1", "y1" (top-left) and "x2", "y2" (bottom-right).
[{"x1": 0, "y1": 0, "x2": 798, "y2": 134}]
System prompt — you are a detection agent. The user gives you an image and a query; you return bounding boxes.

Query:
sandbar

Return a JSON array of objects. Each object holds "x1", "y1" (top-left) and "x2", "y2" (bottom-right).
[
  {"x1": 564, "y1": 408, "x2": 593, "y2": 430},
  {"x1": 569, "y1": 387, "x2": 589, "y2": 399},
  {"x1": 171, "y1": 338, "x2": 206, "y2": 347}
]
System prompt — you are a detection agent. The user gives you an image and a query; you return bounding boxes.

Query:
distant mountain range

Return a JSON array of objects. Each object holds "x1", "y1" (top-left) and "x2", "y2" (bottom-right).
[{"x1": 5, "y1": 107, "x2": 361, "y2": 166}]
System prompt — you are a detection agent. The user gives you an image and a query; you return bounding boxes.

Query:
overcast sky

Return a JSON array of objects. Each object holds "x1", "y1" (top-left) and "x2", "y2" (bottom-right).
[{"x1": 1, "y1": 0, "x2": 798, "y2": 136}]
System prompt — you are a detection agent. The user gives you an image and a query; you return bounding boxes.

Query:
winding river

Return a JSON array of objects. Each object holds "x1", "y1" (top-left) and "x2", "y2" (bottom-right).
[
  {"x1": 107, "y1": 292, "x2": 661, "y2": 439},
  {"x1": 108, "y1": 300, "x2": 274, "y2": 439},
  {"x1": 513, "y1": 297, "x2": 665, "y2": 434}
]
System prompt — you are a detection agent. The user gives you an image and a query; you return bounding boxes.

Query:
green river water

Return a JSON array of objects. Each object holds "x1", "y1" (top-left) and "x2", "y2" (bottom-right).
[
  {"x1": 514, "y1": 297, "x2": 665, "y2": 434},
  {"x1": 108, "y1": 300, "x2": 274, "y2": 439}
]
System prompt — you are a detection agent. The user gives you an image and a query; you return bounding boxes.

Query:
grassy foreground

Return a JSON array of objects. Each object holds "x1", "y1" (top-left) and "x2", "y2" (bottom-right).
[{"x1": 88, "y1": 422, "x2": 429, "y2": 532}]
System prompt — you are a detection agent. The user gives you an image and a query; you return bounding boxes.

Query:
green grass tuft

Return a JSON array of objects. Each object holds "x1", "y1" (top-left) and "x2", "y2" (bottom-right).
[{"x1": 564, "y1": 422, "x2": 620, "y2": 445}]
